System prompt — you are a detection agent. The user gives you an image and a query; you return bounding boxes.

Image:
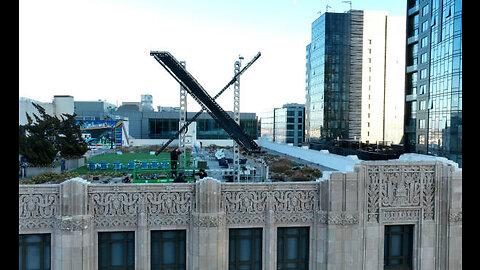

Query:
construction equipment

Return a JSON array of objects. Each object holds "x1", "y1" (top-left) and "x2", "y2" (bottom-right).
[{"x1": 151, "y1": 51, "x2": 262, "y2": 155}]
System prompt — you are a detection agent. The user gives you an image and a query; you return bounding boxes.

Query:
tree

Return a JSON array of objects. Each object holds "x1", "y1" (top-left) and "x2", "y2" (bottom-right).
[
  {"x1": 19, "y1": 103, "x2": 88, "y2": 166},
  {"x1": 56, "y1": 113, "x2": 88, "y2": 158},
  {"x1": 19, "y1": 103, "x2": 59, "y2": 166}
]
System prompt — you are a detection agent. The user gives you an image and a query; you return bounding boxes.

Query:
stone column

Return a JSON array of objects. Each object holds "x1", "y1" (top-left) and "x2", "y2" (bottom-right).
[
  {"x1": 190, "y1": 178, "x2": 226, "y2": 269},
  {"x1": 54, "y1": 179, "x2": 94, "y2": 270},
  {"x1": 447, "y1": 168, "x2": 462, "y2": 269},
  {"x1": 264, "y1": 190, "x2": 276, "y2": 270},
  {"x1": 136, "y1": 211, "x2": 149, "y2": 269}
]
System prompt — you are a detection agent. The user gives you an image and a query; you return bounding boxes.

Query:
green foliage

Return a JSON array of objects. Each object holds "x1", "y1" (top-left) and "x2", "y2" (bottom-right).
[
  {"x1": 267, "y1": 157, "x2": 323, "y2": 182},
  {"x1": 19, "y1": 103, "x2": 88, "y2": 166},
  {"x1": 268, "y1": 158, "x2": 293, "y2": 173},
  {"x1": 19, "y1": 104, "x2": 59, "y2": 166},
  {"x1": 56, "y1": 114, "x2": 88, "y2": 158},
  {"x1": 19, "y1": 172, "x2": 81, "y2": 185}
]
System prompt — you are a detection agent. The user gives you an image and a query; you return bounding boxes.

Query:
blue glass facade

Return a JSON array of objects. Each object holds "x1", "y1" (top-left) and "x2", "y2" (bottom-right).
[
  {"x1": 305, "y1": 12, "x2": 351, "y2": 142},
  {"x1": 404, "y1": 0, "x2": 462, "y2": 167}
]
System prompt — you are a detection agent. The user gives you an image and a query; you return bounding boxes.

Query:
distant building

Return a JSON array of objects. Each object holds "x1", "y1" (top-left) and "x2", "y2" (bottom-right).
[
  {"x1": 19, "y1": 95, "x2": 74, "y2": 125},
  {"x1": 305, "y1": 10, "x2": 405, "y2": 145},
  {"x1": 112, "y1": 105, "x2": 258, "y2": 142},
  {"x1": 261, "y1": 103, "x2": 305, "y2": 146},
  {"x1": 73, "y1": 100, "x2": 117, "y2": 121},
  {"x1": 403, "y1": 0, "x2": 462, "y2": 167}
]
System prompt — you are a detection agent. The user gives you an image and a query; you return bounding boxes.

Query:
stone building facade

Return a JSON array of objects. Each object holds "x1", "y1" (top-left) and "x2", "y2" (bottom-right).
[{"x1": 19, "y1": 161, "x2": 462, "y2": 270}]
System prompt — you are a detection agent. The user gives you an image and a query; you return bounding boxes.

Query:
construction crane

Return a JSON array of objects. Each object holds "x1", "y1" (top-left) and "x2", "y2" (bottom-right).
[{"x1": 150, "y1": 51, "x2": 262, "y2": 154}]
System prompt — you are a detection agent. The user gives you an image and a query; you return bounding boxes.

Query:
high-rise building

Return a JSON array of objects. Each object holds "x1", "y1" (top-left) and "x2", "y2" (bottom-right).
[
  {"x1": 404, "y1": 0, "x2": 462, "y2": 167},
  {"x1": 261, "y1": 103, "x2": 305, "y2": 146},
  {"x1": 305, "y1": 10, "x2": 405, "y2": 145}
]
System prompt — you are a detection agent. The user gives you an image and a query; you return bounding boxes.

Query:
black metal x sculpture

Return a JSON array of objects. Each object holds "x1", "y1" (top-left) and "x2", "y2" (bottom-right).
[{"x1": 150, "y1": 51, "x2": 262, "y2": 154}]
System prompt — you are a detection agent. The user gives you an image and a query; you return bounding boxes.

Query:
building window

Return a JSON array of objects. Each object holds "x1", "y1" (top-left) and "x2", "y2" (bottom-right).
[
  {"x1": 420, "y1": 69, "x2": 428, "y2": 79},
  {"x1": 98, "y1": 231, "x2": 135, "y2": 270},
  {"x1": 151, "y1": 230, "x2": 186, "y2": 270},
  {"x1": 418, "y1": 134, "x2": 425, "y2": 144},
  {"x1": 418, "y1": 119, "x2": 426, "y2": 129},
  {"x1": 422, "y1": 21, "x2": 429, "y2": 32},
  {"x1": 277, "y1": 227, "x2": 309, "y2": 270},
  {"x1": 384, "y1": 225, "x2": 414, "y2": 270},
  {"x1": 421, "y1": 37, "x2": 428, "y2": 48},
  {"x1": 229, "y1": 228, "x2": 262, "y2": 270},
  {"x1": 422, "y1": 4, "x2": 429, "y2": 16},
  {"x1": 19, "y1": 234, "x2": 51, "y2": 270}
]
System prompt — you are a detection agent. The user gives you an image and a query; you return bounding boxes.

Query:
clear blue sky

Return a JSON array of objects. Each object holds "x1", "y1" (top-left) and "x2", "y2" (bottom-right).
[{"x1": 19, "y1": 0, "x2": 406, "y2": 114}]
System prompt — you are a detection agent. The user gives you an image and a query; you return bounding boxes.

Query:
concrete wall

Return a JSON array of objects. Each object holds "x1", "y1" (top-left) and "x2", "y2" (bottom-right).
[{"x1": 19, "y1": 160, "x2": 461, "y2": 270}]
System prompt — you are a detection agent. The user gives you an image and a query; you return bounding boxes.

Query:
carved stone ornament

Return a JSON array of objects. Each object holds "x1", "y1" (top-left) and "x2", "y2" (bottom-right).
[
  {"x1": 316, "y1": 210, "x2": 359, "y2": 225},
  {"x1": 192, "y1": 213, "x2": 225, "y2": 228},
  {"x1": 88, "y1": 185, "x2": 194, "y2": 228},
  {"x1": 366, "y1": 164, "x2": 436, "y2": 223},
  {"x1": 222, "y1": 183, "x2": 318, "y2": 225},
  {"x1": 19, "y1": 187, "x2": 59, "y2": 231},
  {"x1": 56, "y1": 216, "x2": 92, "y2": 232},
  {"x1": 449, "y1": 211, "x2": 462, "y2": 223}
]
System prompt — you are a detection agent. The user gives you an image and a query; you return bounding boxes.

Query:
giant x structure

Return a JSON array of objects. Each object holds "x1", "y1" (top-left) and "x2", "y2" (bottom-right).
[{"x1": 150, "y1": 51, "x2": 262, "y2": 154}]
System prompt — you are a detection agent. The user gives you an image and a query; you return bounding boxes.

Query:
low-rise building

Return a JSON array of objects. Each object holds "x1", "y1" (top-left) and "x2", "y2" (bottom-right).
[{"x1": 19, "y1": 160, "x2": 461, "y2": 269}]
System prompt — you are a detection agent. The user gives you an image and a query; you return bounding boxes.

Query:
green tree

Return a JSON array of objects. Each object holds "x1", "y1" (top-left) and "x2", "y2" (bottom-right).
[
  {"x1": 56, "y1": 113, "x2": 88, "y2": 158},
  {"x1": 19, "y1": 103, "x2": 59, "y2": 166},
  {"x1": 19, "y1": 103, "x2": 88, "y2": 166}
]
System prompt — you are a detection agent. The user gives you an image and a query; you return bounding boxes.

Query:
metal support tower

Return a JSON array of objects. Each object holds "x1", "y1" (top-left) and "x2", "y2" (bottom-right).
[
  {"x1": 179, "y1": 61, "x2": 187, "y2": 168},
  {"x1": 233, "y1": 59, "x2": 241, "y2": 182}
]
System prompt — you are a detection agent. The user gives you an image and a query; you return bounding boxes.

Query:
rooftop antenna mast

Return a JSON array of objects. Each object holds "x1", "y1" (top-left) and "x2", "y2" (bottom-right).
[{"x1": 342, "y1": 0, "x2": 352, "y2": 11}]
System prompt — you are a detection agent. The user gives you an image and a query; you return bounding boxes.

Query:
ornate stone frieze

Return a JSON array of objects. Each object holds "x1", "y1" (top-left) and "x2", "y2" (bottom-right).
[
  {"x1": 449, "y1": 211, "x2": 462, "y2": 223},
  {"x1": 316, "y1": 210, "x2": 359, "y2": 225},
  {"x1": 366, "y1": 164, "x2": 436, "y2": 223},
  {"x1": 222, "y1": 183, "x2": 318, "y2": 225},
  {"x1": 327, "y1": 212, "x2": 359, "y2": 225},
  {"x1": 192, "y1": 213, "x2": 225, "y2": 228},
  {"x1": 147, "y1": 215, "x2": 190, "y2": 227},
  {"x1": 88, "y1": 185, "x2": 194, "y2": 228},
  {"x1": 19, "y1": 186, "x2": 59, "y2": 231},
  {"x1": 55, "y1": 216, "x2": 93, "y2": 232},
  {"x1": 381, "y1": 208, "x2": 421, "y2": 222}
]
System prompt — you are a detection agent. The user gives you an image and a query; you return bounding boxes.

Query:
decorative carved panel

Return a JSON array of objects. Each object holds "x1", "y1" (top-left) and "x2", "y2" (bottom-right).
[
  {"x1": 88, "y1": 184, "x2": 194, "y2": 228},
  {"x1": 366, "y1": 164, "x2": 436, "y2": 223},
  {"x1": 19, "y1": 186, "x2": 59, "y2": 231}
]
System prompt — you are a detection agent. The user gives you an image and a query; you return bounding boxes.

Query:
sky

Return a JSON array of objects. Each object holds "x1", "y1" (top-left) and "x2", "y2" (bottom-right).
[{"x1": 19, "y1": 0, "x2": 406, "y2": 115}]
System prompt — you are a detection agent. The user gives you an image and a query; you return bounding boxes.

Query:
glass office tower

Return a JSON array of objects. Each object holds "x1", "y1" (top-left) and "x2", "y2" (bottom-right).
[
  {"x1": 404, "y1": 0, "x2": 462, "y2": 167},
  {"x1": 305, "y1": 12, "x2": 351, "y2": 142},
  {"x1": 306, "y1": 10, "x2": 405, "y2": 145}
]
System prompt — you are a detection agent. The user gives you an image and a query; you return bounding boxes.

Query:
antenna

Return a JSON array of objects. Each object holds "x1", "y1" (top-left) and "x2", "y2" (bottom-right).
[
  {"x1": 342, "y1": 0, "x2": 352, "y2": 11},
  {"x1": 326, "y1": 4, "x2": 331, "y2": 12}
]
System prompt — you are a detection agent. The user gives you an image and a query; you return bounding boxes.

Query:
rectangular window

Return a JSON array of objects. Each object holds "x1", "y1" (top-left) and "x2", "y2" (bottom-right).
[
  {"x1": 277, "y1": 227, "x2": 309, "y2": 270},
  {"x1": 420, "y1": 69, "x2": 427, "y2": 79},
  {"x1": 151, "y1": 230, "x2": 186, "y2": 270},
  {"x1": 422, "y1": 21, "x2": 429, "y2": 32},
  {"x1": 19, "y1": 234, "x2": 51, "y2": 270},
  {"x1": 421, "y1": 53, "x2": 428, "y2": 64},
  {"x1": 422, "y1": 4, "x2": 429, "y2": 16},
  {"x1": 418, "y1": 134, "x2": 425, "y2": 145},
  {"x1": 98, "y1": 231, "x2": 135, "y2": 270},
  {"x1": 229, "y1": 228, "x2": 262, "y2": 270},
  {"x1": 421, "y1": 37, "x2": 428, "y2": 48},
  {"x1": 418, "y1": 119, "x2": 426, "y2": 129},
  {"x1": 384, "y1": 225, "x2": 414, "y2": 270}
]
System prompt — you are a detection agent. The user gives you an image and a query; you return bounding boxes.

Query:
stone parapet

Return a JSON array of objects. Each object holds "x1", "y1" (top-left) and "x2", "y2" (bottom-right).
[{"x1": 19, "y1": 161, "x2": 461, "y2": 270}]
